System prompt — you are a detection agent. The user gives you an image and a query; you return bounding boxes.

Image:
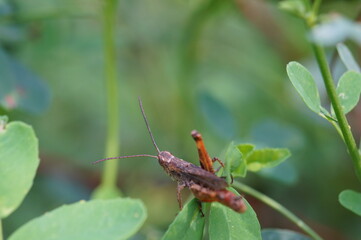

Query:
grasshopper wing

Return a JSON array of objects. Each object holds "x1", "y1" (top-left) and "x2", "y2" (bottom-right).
[{"x1": 181, "y1": 164, "x2": 228, "y2": 190}]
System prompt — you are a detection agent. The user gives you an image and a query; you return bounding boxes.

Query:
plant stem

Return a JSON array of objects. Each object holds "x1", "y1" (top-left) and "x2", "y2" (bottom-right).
[
  {"x1": 0, "y1": 220, "x2": 3, "y2": 240},
  {"x1": 312, "y1": 0, "x2": 322, "y2": 15},
  {"x1": 311, "y1": 43, "x2": 361, "y2": 183},
  {"x1": 100, "y1": 0, "x2": 120, "y2": 192},
  {"x1": 233, "y1": 181, "x2": 323, "y2": 240}
]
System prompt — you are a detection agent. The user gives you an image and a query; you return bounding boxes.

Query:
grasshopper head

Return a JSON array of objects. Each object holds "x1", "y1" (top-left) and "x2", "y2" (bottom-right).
[{"x1": 158, "y1": 151, "x2": 174, "y2": 164}]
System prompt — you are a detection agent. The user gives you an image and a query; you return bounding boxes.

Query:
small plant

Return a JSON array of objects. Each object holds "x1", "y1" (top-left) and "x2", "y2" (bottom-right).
[
  {"x1": 281, "y1": 0, "x2": 361, "y2": 218},
  {"x1": 1, "y1": 0, "x2": 360, "y2": 239}
]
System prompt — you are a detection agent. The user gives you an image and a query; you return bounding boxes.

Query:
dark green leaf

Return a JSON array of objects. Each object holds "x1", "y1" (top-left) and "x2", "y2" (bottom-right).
[
  {"x1": 0, "y1": 2, "x2": 12, "y2": 17},
  {"x1": 286, "y1": 62, "x2": 321, "y2": 114},
  {"x1": 198, "y1": 91, "x2": 236, "y2": 139},
  {"x1": 246, "y1": 148, "x2": 291, "y2": 172},
  {"x1": 258, "y1": 161, "x2": 298, "y2": 185},
  {"x1": 339, "y1": 189, "x2": 361, "y2": 216},
  {"x1": 9, "y1": 198, "x2": 147, "y2": 240},
  {"x1": 337, "y1": 43, "x2": 361, "y2": 73},
  {"x1": 209, "y1": 194, "x2": 261, "y2": 240},
  {"x1": 262, "y1": 229, "x2": 311, "y2": 240},
  {"x1": 336, "y1": 71, "x2": 361, "y2": 114},
  {"x1": 0, "y1": 48, "x2": 51, "y2": 114},
  {"x1": 0, "y1": 121, "x2": 39, "y2": 218},
  {"x1": 162, "y1": 199, "x2": 205, "y2": 240},
  {"x1": 0, "y1": 25, "x2": 26, "y2": 43}
]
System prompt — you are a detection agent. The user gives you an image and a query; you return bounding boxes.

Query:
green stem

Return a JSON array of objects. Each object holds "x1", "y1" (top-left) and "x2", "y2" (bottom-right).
[
  {"x1": 312, "y1": 0, "x2": 322, "y2": 16},
  {"x1": 100, "y1": 0, "x2": 121, "y2": 192},
  {"x1": 311, "y1": 43, "x2": 361, "y2": 183},
  {"x1": 233, "y1": 181, "x2": 323, "y2": 240},
  {"x1": 0, "y1": 219, "x2": 3, "y2": 240}
]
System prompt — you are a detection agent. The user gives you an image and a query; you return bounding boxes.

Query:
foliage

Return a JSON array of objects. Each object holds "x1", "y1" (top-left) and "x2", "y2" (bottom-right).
[
  {"x1": 161, "y1": 199, "x2": 205, "y2": 240},
  {"x1": 8, "y1": 199, "x2": 146, "y2": 240},
  {"x1": 208, "y1": 198, "x2": 261, "y2": 240},
  {"x1": 339, "y1": 190, "x2": 361, "y2": 217},
  {"x1": 1, "y1": 0, "x2": 361, "y2": 239},
  {"x1": 283, "y1": 0, "x2": 361, "y2": 229},
  {"x1": 0, "y1": 120, "x2": 39, "y2": 218},
  {"x1": 0, "y1": 48, "x2": 50, "y2": 114},
  {"x1": 223, "y1": 143, "x2": 290, "y2": 179}
]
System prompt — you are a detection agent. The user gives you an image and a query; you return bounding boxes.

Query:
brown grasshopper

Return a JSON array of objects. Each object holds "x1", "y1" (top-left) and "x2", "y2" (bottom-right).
[{"x1": 93, "y1": 98, "x2": 246, "y2": 213}]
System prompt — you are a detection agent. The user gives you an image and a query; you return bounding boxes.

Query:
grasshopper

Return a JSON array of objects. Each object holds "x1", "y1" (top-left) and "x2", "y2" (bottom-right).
[{"x1": 94, "y1": 98, "x2": 246, "y2": 213}]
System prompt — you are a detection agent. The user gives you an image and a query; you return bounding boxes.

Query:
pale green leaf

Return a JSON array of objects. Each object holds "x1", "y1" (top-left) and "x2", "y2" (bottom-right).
[
  {"x1": 279, "y1": 0, "x2": 307, "y2": 18},
  {"x1": 336, "y1": 71, "x2": 361, "y2": 114},
  {"x1": 237, "y1": 144, "x2": 255, "y2": 159},
  {"x1": 162, "y1": 199, "x2": 205, "y2": 240},
  {"x1": 209, "y1": 194, "x2": 261, "y2": 240},
  {"x1": 286, "y1": 62, "x2": 322, "y2": 113},
  {"x1": 339, "y1": 189, "x2": 361, "y2": 216},
  {"x1": 9, "y1": 198, "x2": 147, "y2": 240},
  {"x1": 337, "y1": 43, "x2": 361, "y2": 73},
  {"x1": 246, "y1": 148, "x2": 291, "y2": 172},
  {"x1": 0, "y1": 121, "x2": 39, "y2": 218}
]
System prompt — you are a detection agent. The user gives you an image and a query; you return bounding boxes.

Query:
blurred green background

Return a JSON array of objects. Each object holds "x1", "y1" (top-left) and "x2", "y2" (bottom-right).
[{"x1": 1, "y1": 0, "x2": 361, "y2": 239}]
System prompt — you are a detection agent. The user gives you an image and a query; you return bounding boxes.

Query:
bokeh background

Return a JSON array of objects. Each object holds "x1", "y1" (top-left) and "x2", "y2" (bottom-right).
[{"x1": 1, "y1": 0, "x2": 361, "y2": 239}]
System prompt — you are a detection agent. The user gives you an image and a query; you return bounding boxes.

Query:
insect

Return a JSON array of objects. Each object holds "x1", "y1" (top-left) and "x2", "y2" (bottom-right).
[{"x1": 93, "y1": 98, "x2": 246, "y2": 213}]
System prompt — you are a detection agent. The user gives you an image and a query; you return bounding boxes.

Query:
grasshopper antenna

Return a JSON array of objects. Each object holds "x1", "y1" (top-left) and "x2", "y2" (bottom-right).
[
  {"x1": 93, "y1": 154, "x2": 158, "y2": 164},
  {"x1": 138, "y1": 97, "x2": 160, "y2": 153}
]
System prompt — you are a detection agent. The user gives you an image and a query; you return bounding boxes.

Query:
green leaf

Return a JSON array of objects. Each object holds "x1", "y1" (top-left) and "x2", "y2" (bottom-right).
[
  {"x1": 337, "y1": 43, "x2": 361, "y2": 73},
  {"x1": 237, "y1": 144, "x2": 255, "y2": 159},
  {"x1": 336, "y1": 71, "x2": 361, "y2": 114},
  {"x1": 224, "y1": 143, "x2": 247, "y2": 180},
  {"x1": 9, "y1": 198, "x2": 147, "y2": 240},
  {"x1": 279, "y1": 0, "x2": 307, "y2": 18},
  {"x1": 0, "y1": 47, "x2": 51, "y2": 114},
  {"x1": 245, "y1": 148, "x2": 291, "y2": 172},
  {"x1": 209, "y1": 194, "x2": 261, "y2": 240},
  {"x1": 162, "y1": 199, "x2": 205, "y2": 240},
  {"x1": 262, "y1": 229, "x2": 311, "y2": 240},
  {"x1": 0, "y1": 121, "x2": 39, "y2": 218},
  {"x1": 286, "y1": 62, "x2": 322, "y2": 114},
  {"x1": 198, "y1": 91, "x2": 236, "y2": 139},
  {"x1": 258, "y1": 161, "x2": 298, "y2": 185},
  {"x1": 339, "y1": 189, "x2": 361, "y2": 216}
]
